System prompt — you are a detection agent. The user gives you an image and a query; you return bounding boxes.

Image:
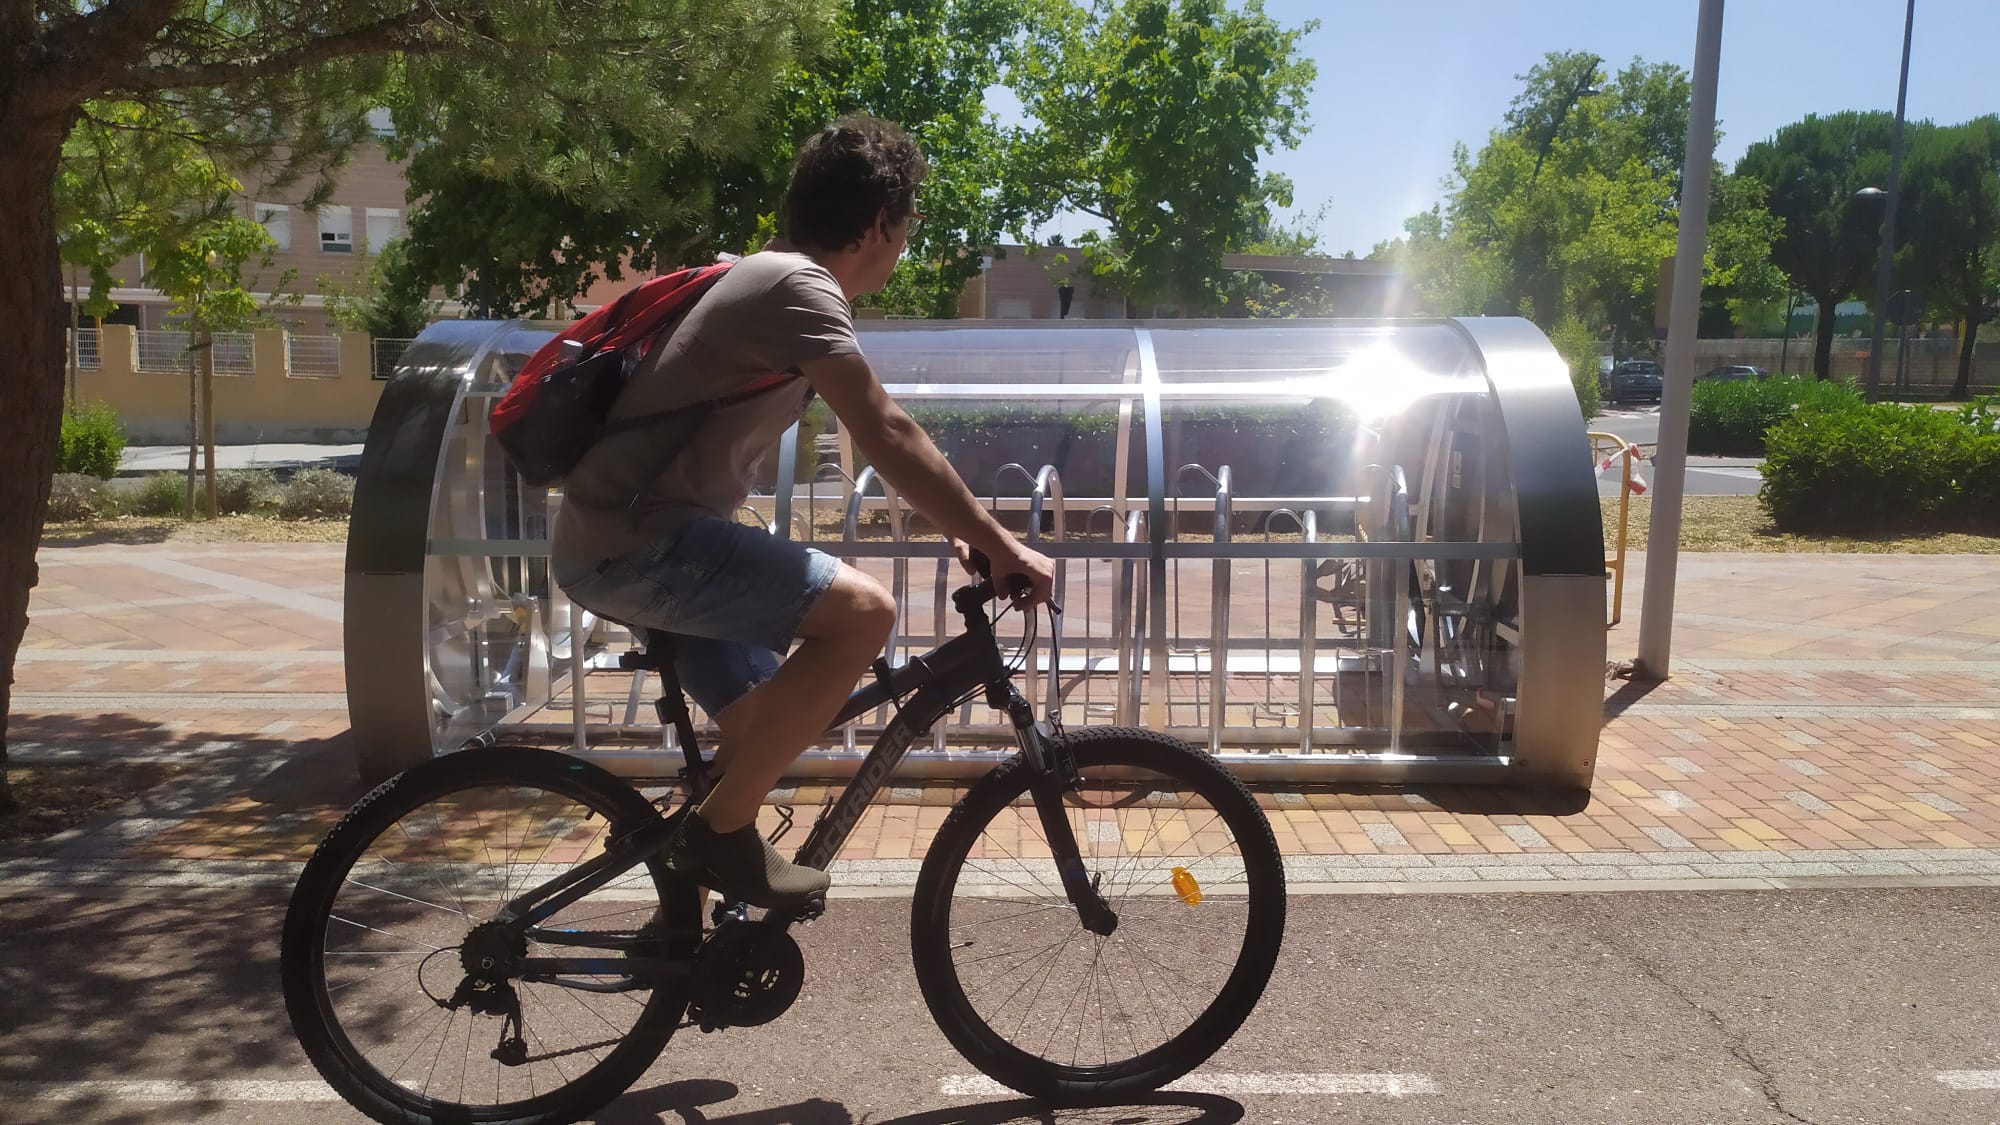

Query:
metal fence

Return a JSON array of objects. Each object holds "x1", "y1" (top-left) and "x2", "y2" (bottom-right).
[
  {"x1": 1606, "y1": 337, "x2": 2000, "y2": 394},
  {"x1": 372, "y1": 338, "x2": 412, "y2": 380},
  {"x1": 287, "y1": 334, "x2": 342, "y2": 378},
  {"x1": 68, "y1": 328, "x2": 99, "y2": 369},
  {"x1": 134, "y1": 329, "x2": 255, "y2": 375}
]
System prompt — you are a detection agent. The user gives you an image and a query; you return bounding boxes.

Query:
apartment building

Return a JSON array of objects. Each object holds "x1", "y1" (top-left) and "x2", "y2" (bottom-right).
[{"x1": 78, "y1": 115, "x2": 409, "y2": 337}]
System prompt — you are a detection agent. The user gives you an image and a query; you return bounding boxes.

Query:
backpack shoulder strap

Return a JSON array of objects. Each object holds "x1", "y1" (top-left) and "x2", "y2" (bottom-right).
[
  {"x1": 598, "y1": 262, "x2": 732, "y2": 357},
  {"x1": 599, "y1": 368, "x2": 804, "y2": 438}
]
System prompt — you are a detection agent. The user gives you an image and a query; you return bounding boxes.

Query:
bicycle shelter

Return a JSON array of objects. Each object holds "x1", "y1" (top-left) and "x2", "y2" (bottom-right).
[{"x1": 345, "y1": 317, "x2": 1604, "y2": 790}]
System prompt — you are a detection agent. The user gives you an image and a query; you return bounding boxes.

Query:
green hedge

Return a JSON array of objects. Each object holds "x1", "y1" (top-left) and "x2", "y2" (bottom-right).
[
  {"x1": 125, "y1": 472, "x2": 191, "y2": 517},
  {"x1": 1760, "y1": 397, "x2": 2000, "y2": 532},
  {"x1": 58, "y1": 400, "x2": 126, "y2": 479},
  {"x1": 1548, "y1": 317, "x2": 1602, "y2": 418},
  {"x1": 1688, "y1": 376, "x2": 1863, "y2": 457}
]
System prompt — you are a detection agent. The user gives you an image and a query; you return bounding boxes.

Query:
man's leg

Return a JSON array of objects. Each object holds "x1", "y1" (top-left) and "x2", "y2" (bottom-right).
[{"x1": 698, "y1": 563, "x2": 895, "y2": 832}]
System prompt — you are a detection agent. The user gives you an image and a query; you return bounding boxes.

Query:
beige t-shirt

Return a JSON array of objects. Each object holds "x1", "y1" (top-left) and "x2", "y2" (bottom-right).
[{"x1": 552, "y1": 252, "x2": 860, "y2": 572}]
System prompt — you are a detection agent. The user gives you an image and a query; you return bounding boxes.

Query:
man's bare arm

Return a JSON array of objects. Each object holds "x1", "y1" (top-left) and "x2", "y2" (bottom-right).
[{"x1": 798, "y1": 352, "x2": 1053, "y2": 600}]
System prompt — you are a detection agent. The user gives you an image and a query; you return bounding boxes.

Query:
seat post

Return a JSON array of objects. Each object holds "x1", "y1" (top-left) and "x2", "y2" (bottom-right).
[{"x1": 619, "y1": 630, "x2": 710, "y2": 794}]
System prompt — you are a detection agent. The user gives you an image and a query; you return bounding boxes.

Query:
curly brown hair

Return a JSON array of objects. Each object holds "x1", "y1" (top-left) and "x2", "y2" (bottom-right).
[{"x1": 780, "y1": 115, "x2": 929, "y2": 254}]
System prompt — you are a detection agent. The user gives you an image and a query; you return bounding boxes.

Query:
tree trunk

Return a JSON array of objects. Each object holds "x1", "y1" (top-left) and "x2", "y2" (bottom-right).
[
  {"x1": 0, "y1": 112, "x2": 73, "y2": 814},
  {"x1": 201, "y1": 326, "x2": 217, "y2": 519},
  {"x1": 186, "y1": 342, "x2": 198, "y2": 518},
  {"x1": 1952, "y1": 314, "x2": 1981, "y2": 402},
  {"x1": 1813, "y1": 295, "x2": 1838, "y2": 380},
  {"x1": 66, "y1": 267, "x2": 80, "y2": 407}
]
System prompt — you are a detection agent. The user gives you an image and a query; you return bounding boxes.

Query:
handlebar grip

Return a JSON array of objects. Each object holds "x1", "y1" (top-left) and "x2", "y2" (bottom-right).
[{"x1": 965, "y1": 548, "x2": 1061, "y2": 615}]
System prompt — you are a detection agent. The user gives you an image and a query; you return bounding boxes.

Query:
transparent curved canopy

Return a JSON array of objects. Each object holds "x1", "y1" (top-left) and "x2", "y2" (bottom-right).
[{"x1": 348, "y1": 316, "x2": 1603, "y2": 789}]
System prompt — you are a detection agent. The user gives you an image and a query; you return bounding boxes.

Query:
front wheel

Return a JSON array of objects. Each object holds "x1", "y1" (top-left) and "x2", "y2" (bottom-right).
[{"x1": 910, "y1": 727, "x2": 1286, "y2": 1103}]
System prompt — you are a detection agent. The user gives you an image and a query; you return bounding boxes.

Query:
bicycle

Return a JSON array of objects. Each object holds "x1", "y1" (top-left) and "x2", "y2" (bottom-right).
[{"x1": 281, "y1": 558, "x2": 1287, "y2": 1125}]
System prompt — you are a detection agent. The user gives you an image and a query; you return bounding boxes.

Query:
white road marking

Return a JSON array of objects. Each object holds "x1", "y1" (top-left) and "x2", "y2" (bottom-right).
[
  {"x1": 941, "y1": 1072, "x2": 1440, "y2": 1097},
  {"x1": 1937, "y1": 1071, "x2": 2000, "y2": 1090},
  {"x1": 3, "y1": 1079, "x2": 339, "y2": 1102}
]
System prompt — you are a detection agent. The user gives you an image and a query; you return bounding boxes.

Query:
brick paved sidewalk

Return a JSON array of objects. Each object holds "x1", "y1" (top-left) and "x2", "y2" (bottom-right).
[{"x1": 8, "y1": 542, "x2": 2000, "y2": 887}]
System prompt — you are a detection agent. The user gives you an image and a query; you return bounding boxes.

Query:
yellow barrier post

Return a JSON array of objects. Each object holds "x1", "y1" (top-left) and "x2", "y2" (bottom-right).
[{"x1": 1588, "y1": 430, "x2": 1635, "y2": 626}]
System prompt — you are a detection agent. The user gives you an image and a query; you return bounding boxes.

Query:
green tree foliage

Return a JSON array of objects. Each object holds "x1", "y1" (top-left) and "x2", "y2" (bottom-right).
[
  {"x1": 0, "y1": 0, "x2": 833, "y2": 814},
  {"x1": 1377, "y1": 51, "x2": 1780, "y2": 354},
  {"x1": 389, "y1": 0, "x2": 1039, "y2": 320},
  {"x1": 1734, "y1": 111, "x2": 1896, "y2": 379},
  {"x1": 381, "y1": 0, "x2": 830, "y2": 316},
  {"x1": 1896, "y1": 116, "x2": 2000, "y2": 400},
  {"x1": 1009, "y1": 0, "x2": 1317, "y2": 313},
  {"x1": 150, "y1": 214, "x2": 292, "y2": 519},
  {"x1": 1548, "y1": 315, "x2": 1603, "y2": 417},
  {"x1": 321, "y1": 239, "x2": 440, "y2": 339}
]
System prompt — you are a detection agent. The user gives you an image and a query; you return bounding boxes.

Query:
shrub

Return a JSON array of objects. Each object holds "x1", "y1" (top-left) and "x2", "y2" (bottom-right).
[
  {"x1": 1760, "y1": 402, "x2": 2000, "y2": 532},
  {"x1": 1688, "y1": 375, "x2": 1862, "y2": 457},
  {"x1": 1548, "y1": 317, "x2": 1602, "y2": 418},
  {"x1": 126, "y1": 472, "x2": 192, "y2": 517},
  {"x1": 57, "y1": 400, "x2": 126, "y2": 479},
  {"x1": 46, "y1": 473, "x2": 112, "y2": 521},
  {"x1": 214, "y1": 469, "x2": 279, "y2": 515},
  {"x1": 279, "y1": 468, "x2": 354, "y2": 519}
]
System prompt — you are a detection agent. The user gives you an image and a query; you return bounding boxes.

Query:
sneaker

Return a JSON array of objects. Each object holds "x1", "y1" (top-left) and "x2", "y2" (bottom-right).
[{"x1": 666, "y1": 813, "x2": 830, "y2": 910}]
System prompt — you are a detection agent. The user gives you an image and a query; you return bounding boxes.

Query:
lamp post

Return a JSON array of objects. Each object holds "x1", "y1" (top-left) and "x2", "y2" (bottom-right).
[
  {"x1": 1635, "y1": 0, "x2": 1724, "y2": 681},
  {"x1": 1864, "y1": 0, "x2": 1917, "y2": 401}
]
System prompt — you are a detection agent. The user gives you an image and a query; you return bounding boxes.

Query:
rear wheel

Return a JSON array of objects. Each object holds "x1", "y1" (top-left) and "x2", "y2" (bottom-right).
[
  {"x1": 281, "y1": 745, "x2": 701, "y2": 1125},
  {"x1": 910, "y1": 727, "x2": 1286, "y2": 1104}
]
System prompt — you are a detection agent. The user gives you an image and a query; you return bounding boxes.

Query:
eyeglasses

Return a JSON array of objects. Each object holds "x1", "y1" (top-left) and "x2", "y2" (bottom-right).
[{"x1": 905, "y1": 212, "x2": 926, "y2": 242}]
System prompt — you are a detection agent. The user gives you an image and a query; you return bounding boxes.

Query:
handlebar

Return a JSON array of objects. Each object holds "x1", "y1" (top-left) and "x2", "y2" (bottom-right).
[{"x1": 965, "y1": 549, "x2": 1061, "y2": 616}]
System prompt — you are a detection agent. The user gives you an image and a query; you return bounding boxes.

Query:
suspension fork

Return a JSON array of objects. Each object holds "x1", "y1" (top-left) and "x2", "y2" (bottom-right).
[{"x1": 998, "y1": 683, "x2": 1117, "y2": 936}]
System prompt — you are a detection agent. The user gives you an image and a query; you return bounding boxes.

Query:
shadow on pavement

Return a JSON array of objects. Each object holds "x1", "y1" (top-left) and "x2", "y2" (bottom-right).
[
  {"x1": 36, "y1": 522, "x2": 177, "y2": 548},
  {"x1": 598, "y1": 1077, "x2": 1244, "y2": 1124},
  {"x1": 0, "y1": 886, "x2": 298, "y2": 1108},
  {"x1": 1603, "y1": 675, "x2": 1665, "y2": 719},
  {"x1": 1253, "y1": 780, "x2": 1590, "y2": 817}
]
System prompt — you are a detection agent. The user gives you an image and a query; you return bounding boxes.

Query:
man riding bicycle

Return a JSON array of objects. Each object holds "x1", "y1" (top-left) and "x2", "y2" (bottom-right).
[{"x1": 551, "y1": 115, "x2": 1056, "y2": 912}]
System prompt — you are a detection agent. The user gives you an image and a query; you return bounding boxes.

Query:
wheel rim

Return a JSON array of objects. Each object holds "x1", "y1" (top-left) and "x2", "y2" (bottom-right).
[
  {"x1": 929, "y1": 749, "x2": 1279, "y2": 1081},
  {"x1": 306, "y1": 776, "x2": 687, "y2": 1118}
]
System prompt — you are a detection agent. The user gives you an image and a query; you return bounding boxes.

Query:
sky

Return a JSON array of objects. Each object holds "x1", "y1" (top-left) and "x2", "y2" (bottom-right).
[{"x1": 1012, "y1": 0, "x2": 2000, "y2": 255}]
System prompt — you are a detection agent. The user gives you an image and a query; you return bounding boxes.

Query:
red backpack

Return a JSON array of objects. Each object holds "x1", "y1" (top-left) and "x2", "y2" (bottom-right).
[{"x1": 490, "y1": 261, "x2": 798, "y2": 487}]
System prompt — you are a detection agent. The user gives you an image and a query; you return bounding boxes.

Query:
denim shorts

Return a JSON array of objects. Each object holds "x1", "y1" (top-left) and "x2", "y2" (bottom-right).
[{"x1": 555, "y1": 516, "x2": 841, "y2": 715}]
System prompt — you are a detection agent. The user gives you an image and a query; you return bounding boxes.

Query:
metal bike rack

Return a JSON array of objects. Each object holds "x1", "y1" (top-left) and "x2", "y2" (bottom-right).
[{"x1": 348, "y1": 317, "x2": 1605, "y2": 790}]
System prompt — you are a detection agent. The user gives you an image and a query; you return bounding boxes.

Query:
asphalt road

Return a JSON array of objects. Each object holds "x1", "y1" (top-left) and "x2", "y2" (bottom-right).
[
  {"x1": 1590, "y1": 405, "x2": 1765, "y2": 497},
  {"x1": 5, "y1": 884, "x2": 1998, "y2": 1125}
]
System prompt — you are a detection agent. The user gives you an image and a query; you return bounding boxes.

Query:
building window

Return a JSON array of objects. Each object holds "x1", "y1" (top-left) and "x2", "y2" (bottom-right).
[
  {"x1": 364, "y1": 208, "x2": 403, "y2": 254},
  {"x1": 255, "y1": 202, "x2": 291, "y2": 251},
  {"x1": 318, "y1": 206, "x2": 354, "y2": 253}
]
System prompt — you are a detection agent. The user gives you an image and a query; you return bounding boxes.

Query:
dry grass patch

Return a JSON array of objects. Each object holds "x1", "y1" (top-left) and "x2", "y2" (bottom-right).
[
  {"x1": 41, "y1": 515, "x2": 350, "y2": 546},
  {"x1": 1602, "y1": 494, "x2": 2000, "y2": 554}
]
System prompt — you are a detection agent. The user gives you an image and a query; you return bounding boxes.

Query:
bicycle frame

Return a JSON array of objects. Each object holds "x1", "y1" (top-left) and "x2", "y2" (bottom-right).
[{"x1": 494, "y1": 580, "x2": 1109, "y2": 986}]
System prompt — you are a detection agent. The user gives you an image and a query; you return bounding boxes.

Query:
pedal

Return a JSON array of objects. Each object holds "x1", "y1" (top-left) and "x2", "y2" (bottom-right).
[{"x1": 766, "y1": 804, "x2": 795, "y2": 846}]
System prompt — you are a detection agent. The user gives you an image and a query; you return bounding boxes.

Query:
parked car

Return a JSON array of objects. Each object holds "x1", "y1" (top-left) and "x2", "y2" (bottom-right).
[
  {"x1": 1606, "y1": 359, "x2": 1664, "y2": 404},
  {"x1": 1699, "y1": 364, "x2": 1767, "y2": 382}
]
